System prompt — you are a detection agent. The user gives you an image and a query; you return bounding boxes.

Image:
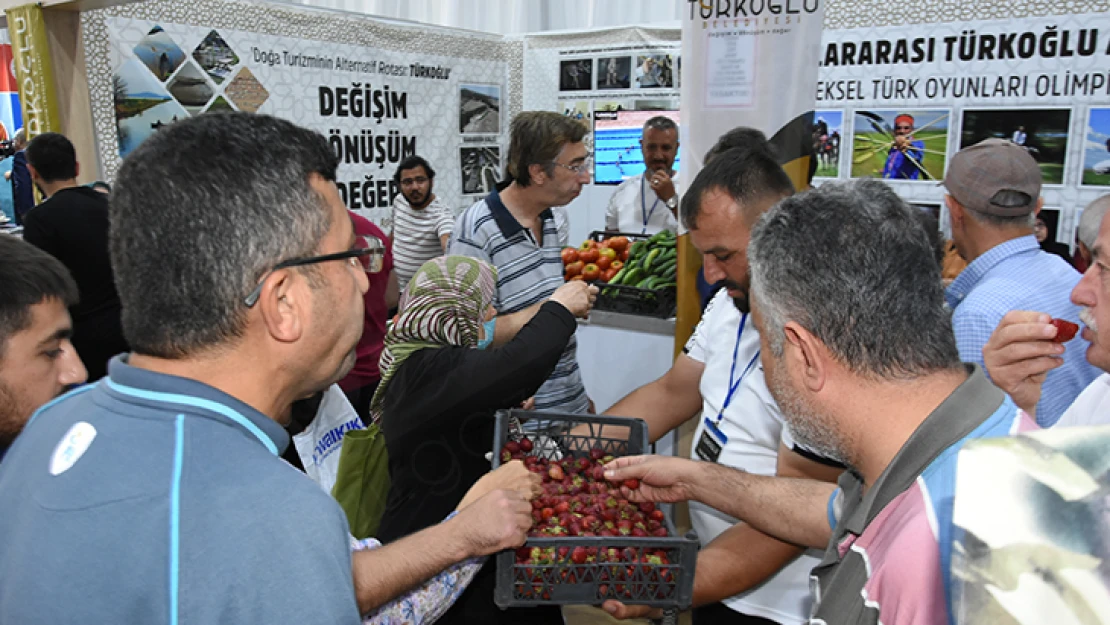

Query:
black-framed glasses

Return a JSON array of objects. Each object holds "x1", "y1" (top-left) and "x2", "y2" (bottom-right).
[{"x1": 243, "y1": 239, "x2": 385, "y2": 308}]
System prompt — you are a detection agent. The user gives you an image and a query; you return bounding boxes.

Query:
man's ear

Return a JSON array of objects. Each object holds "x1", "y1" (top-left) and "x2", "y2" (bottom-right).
[
  {"x1": 783, "y1": 321, "x2": 827, "y2": 393},
  {"x1": 528, "y1": 162, "x2": 548, "y2": 186},
  {"x1": 255, "y1": 270, "x2": 306, "y2": 345},
  {"x1": 1034, "y1": 196, "x2": 1045, "y2": 216},
  {"x1": 945, "y1": 195, "x2": 964, "y2": 227}
]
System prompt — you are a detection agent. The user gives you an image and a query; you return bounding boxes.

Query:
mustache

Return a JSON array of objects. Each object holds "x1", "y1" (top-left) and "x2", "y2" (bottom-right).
[{"x1": 1081, "y1": 308, "x2": 1098, "y2": 333}]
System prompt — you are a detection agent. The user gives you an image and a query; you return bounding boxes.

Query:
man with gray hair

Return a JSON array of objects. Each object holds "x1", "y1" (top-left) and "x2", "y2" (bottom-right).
[
  {"x1": 1075, "y1": 194, "x2": 1110, "y2": 272},
  {"x1": 605, "y1": 115, "x2": 680, "y2": 234},
  {"x1": 944, "y1": 138, "x2": 1099, "y2": 426},
  {"x1": 0, "y1": 113, "x2": 535, "y2": 623},
  {"x1": 604, "y1": 178, "x2": 1036, "y2": 625}
]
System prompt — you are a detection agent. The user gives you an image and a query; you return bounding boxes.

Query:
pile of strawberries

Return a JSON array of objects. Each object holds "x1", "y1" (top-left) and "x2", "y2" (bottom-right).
[{"x1": 500, "y1": 438, "x2": 678, "y2": 602}]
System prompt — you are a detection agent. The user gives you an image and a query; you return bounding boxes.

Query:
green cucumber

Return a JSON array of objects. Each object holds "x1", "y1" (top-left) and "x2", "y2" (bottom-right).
[{"x1": 643, "y1": 248, "x2": 662, "y2": 270}]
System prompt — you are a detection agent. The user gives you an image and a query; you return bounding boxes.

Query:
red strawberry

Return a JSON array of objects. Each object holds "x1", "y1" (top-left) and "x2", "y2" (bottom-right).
[
  {"x1": 504, "y1": 440, "x2": 521, "y2": 454},
  {"x1": 541, "y1": 507, "x2": 555, "y2": 520},
  {"x1": 638, "y1": 501, "x2": 656, "y2": 514},
  {"x1": 520, "y1": 437, "x2": 534, "y2": 452},
  {"x1": 623, "y1": 478, "x2": 640, "y2": 490},
  {"x1": 649, "y1": 509, "x2": 665, "y2": 522},
  {"x1": 1051, "y1": 318, "x2": 1080, "y2": 342},
  {"x1": 651, "y1": 526, "x2": 669, "y2": 537},
  {"x1": 571, "y1": 546, "x2": 588, "y2": 564},
  {"x1": 554, "y1": 501, "x2": 570, "y2": 514},
  {"x1": 548, "y1": 465, "x2": 565, "y2": 481},
  {"x1": 590, "y1": 447, "x2": 605, "y2": 460}
]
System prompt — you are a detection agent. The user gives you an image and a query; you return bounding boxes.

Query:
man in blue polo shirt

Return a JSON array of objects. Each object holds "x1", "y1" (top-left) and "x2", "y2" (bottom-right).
[
  {"x1": 0, "y1": 113, "x2": 535, "y2": 624},
  {"x1": 944, "y1": 138, "x2": 1100, "y2": 426},
  {"x1": 451, "y1": 111, "x2": 594, "y2": 413}
]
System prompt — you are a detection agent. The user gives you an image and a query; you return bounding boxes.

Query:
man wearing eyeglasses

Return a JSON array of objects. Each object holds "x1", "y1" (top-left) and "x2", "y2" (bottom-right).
[
  {"x1": 0, "y1": 113, "x2": 536, "y2": 624},
  {"x1": 451, "y1": 110, "x2": 596, "y2": 416},
  {"x1": 390, "y1": 155, "x2": 453, "y2": 291},
  {"x1": 881, "y1": 113, "x2": 926, "y2": 180}
]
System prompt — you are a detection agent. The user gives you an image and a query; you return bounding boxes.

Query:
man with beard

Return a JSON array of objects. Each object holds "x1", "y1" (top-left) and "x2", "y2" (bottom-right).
[
  {"x1": 881, "y1": 113, "x2": 926, "y2": 180},
  {"x1": 0, "y1": 235, "x2": 86, "y2": 464},
  {"x1": 605, "y1": 116, "x2": 681, "y2": 235},
  {"x1": 0, "y1": 113, "x2": 536, "y2": 623},
  {"x1": 601, "y1": 141, "x2": 843, "y2": 625},
  {"x1": 390, "y1": 155, "x2": 453, "y2": 291},
  {"x1": 604, "y1": 178, "x2": 1037, "y2": 625}
]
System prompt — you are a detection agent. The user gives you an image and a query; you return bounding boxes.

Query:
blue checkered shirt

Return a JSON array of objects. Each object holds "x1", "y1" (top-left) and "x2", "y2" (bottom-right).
[{"x1": 945, "y1": 235, "x2": 1101, "y2": 426}]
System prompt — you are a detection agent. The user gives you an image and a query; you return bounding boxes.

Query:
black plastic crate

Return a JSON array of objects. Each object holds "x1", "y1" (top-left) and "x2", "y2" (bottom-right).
[
  {"x1": 595, "y1": 282, "x2": 677, "y2": 319},
  {"x1": 491, "y1": 410, "x2": 699, "y2": 610}
]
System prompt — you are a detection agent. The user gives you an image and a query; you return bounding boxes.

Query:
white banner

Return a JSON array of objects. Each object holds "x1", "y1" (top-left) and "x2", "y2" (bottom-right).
[
  {"x1": 680, "y1": 1, "x2": 827, "y2": 189},
  {"x1": 104, "y1": 17, "x2": 508, "y2": 226}
]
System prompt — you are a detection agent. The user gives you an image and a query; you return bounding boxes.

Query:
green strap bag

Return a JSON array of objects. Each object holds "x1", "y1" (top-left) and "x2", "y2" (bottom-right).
[{"x1": 330, "y1": 423, "x2": 391, "y2": 540}]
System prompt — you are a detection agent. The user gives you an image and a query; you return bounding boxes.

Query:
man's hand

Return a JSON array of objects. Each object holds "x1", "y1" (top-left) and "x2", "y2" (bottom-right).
[
  {"x1": 893, "y1": 135, "x2": 912, "y2": 152},
  {"x1": 602, "y1": 601, "x2": 663, "y2": 620},
  {"x1": 457, "y1": 460, "x2": 541, "y2": 511},
  {"x1": 550, "y1": 281, "x2": 598, "y2": 318},
  {"x1": 603, "y1": 455, "x2": 703, "y2": 504},
  {"x1": 983, "y1": 311, "x2": 1066, "y2": 415},
  {"x1": 648, "y1": 169, "x2": 676, "y2": 202},
  {"x1": 449, "y1": 490, "x2": 533, "y2": 558}
]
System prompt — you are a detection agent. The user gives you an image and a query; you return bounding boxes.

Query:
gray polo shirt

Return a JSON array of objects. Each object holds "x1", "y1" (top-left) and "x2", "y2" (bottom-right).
[
  {"x1": 450, "y1": 188, "x2": 589, "y2": 413},
  {"x1": 0, "y1": 356, "x2": 360, "y2": 624}
]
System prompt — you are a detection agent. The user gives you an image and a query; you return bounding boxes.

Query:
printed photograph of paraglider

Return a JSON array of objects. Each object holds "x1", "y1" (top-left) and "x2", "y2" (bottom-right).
[
  {"x1": 1082, "y1": 108, "x2": 1110, "y2": 187},
  {"x1": 960, "y1": 108, "x2": 1071, "y2": 185},
  {"x1": 850, "y1": 109, "x2": 950, "y2": 181}
]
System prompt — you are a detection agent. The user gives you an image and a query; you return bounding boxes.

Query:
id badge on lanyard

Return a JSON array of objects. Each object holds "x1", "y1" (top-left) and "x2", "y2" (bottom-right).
[{"x1": 695, "y1": 313, "x2": 759, "y2": 464}]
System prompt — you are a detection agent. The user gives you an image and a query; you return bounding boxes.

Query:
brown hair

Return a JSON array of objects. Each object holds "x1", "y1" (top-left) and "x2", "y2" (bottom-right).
[{"x1": 506, "y1": 111, "x2": 587, "y2": 187}]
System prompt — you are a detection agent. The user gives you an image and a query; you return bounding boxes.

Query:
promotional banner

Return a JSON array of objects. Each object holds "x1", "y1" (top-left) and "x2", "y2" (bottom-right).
[
  {"x1": 7, "y1": 4, "x2": 59, "y2": 139},
  {"x1": 103, "y1": 15, "x2": 506, "y2": 227},
  {"x1": 814, "y1": 11, "x2": 1110, "y2": 245}
]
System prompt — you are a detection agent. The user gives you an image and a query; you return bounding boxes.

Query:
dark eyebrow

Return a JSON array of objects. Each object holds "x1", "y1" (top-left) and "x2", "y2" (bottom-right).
[{"x1": 37, "y1": 327, "x2": 73, "y2": 349}]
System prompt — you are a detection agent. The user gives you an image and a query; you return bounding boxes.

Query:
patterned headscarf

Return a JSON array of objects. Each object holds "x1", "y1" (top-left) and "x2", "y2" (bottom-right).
[{"x1": 369, "y1": 255, "x2": 498, "y2": 424}]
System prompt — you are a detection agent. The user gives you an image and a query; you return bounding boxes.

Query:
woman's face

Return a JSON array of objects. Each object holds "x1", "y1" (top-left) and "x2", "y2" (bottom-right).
[{"x1": 1035, "y1": 219, "x2": 1048, "y2": 242}]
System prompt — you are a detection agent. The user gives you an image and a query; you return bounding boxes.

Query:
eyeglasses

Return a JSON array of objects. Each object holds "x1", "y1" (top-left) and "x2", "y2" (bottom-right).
[
  {"x1": 243, "y1": 238, "x2": 385, "y2": 308},
  {"x1": 550, "y1": 156, "x2": 593, "y2": 175},
  {"x1": 400, "y1": 176, "x2": 429, "y2": 186}
]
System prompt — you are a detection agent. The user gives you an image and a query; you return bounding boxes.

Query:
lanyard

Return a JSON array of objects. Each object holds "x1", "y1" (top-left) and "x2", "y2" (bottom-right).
[
  {"x1": 640, "y1": 175, "x2": 661, "y2": 235},
  {"x1": 717, "y1": 313, "x2": 760, "y2": 423}
]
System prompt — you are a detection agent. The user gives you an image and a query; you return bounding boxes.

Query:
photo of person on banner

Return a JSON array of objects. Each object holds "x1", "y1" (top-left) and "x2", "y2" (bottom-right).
[{"x1": 851, "y1": 109, "x2": 949, "y2": 181}]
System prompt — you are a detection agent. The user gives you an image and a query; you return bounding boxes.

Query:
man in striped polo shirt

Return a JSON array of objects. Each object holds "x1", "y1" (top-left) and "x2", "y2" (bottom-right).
[
  {"x1": 605, "y1": 179, "x2": 1037, "y2": 625},
  {"x1": 450, "y1": 111, "x2": 592, "y2": 414},
  {"x1": 390, "y1": 155, "x2": 454, "y2": 290}
]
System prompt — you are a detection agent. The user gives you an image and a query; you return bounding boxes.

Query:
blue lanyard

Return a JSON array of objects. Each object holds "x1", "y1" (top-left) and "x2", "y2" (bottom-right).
[
  {"x1": 640, "y1": 175, "x2": 661, "y2": 235},
  {"x1": 717, "y1": 313, "x2": 760, "y2": 423}
]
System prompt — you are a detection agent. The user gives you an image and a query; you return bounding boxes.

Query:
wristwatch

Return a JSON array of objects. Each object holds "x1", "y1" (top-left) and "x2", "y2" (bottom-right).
[{"x1": 665, "y1": 195, "x2": 678, "y2": 210}]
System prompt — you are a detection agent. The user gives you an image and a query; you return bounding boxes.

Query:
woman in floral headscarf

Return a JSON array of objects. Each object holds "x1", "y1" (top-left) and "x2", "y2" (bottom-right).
[{"x1": 372, "y1": 255, "x2": 591, "y2": 625}]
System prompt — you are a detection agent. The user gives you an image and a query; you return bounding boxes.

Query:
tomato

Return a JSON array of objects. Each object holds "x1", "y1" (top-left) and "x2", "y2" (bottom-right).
[
  {"x1": 578, "y1": 240, "x2": 599, "y2": 251},
  {"x1": 579, "y1": 248, "x2": 600, "y2": 264},
  {"x1": 598, "y1": 247, "x2": 618, "y2": 261},
  {"x1": 565, "y1": 260, "x2": 584, "y2": 278},
  {"x1": 596, "y1": 256, "x2": 612, "y2": 271},
  {"x1": 620, "y1": 249, "x2": 629, "y2": 262},
  {"x1": 561, "y1": 247, "x2": 579, "y2": 264},
  {"x1": 610, "y1": 260, "x2": 624, "y2": 272},
  {"x1": 582, "y1": 263, "x2": 601, "y2": 282},
  {"x1": 601, "y1": 268, "x2": 617, "y2": 282},
  {"x1": 607, "y1": 236, "x2": 630, "y2": 253},
  {"x1": 569, "y1": 274, "x2": 586, "y2": 281}
]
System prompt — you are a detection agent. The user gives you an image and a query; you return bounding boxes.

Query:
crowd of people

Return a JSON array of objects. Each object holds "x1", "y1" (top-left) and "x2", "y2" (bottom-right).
[{"x1": 0, "y1": 106, "x2": 1107, "y2": 625}]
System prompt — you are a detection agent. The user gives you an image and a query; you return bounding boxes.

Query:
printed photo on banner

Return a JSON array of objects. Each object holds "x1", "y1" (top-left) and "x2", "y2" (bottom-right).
[
  {"x1": 191, "y1": 30, "x2": 239, "y2": 84},
  {"x1": 1083, "y1": 107, "x2": 1110, "y2": 187},
  {"x1": 851, "y1": 109, "x2": 950, "y2": 182},
  {"x1": 910, "y1": 203, "x2": 941, "y2": 229},
  {"x1": 113, "y1": 57, "x2": 187, "y2": 158},
  {"x1": 813, "y1": 110, "x2": 844, "y2": 179},
  {"x1": 1036, "y1": 207, "x2": 1073, "y2": 260},
  {"x1": 952, "y1": 427, "x2": 1110, "y2": 625},
  {"x1": 559, "y1": 59, "x2": 593, "y2": 91},
  {"x1": 559, "y1": 100, "x2": 591, "y2": 131},
  {"x1": 960, "y1": 108, "x2": 1071, "y2": 185},
  {"x1": 133, "y1": 25, "x2": 186, "y2": 82},
  {"x1": 461, "y1": 146, "x2": 502, "y2": 195},
  {"x1": 459, "y1": 83, "x2": 500, "y2": 134},
  {"x1": 595, "y1": 56, "x2": 631, "y2": 90},
  {"x1": 634, "y1": 54, "x2": 674, "y2": 89},
  {"x1": 634, "y1": 99, "x2": 676, "y2": 111},
  {"x1": 593, "y1": 109, "x2": 680, "y2": 186},
  {"x1": 167, "y1": 61, "x2": 214, "y2": 115},
  {"x1": 223, "y1": 67, "x2": 269, "y2": 113}
]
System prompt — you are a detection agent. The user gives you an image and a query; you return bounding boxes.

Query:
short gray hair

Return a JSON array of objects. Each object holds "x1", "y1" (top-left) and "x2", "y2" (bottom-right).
[
  {"x1": 642, "y1": 116, "x2": 677, "y2": 134},
  {"x1": 111, "y1": 113, "x2": 337, "y2": 358},
  {"x1": 750, "y1": 178, "x2": 960, "y2": 378},
  {"x1": 1079, "y1": 195, "x2": 1110, "y2": 249}
]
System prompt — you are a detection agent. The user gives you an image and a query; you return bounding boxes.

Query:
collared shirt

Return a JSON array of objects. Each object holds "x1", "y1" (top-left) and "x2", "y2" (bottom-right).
[
  {"x1": 812, "y1": 365, "x2": 1037, "y2": 625},
  {"x1": 0, "y1": 356, "x2": 360, "y2": 624},
  {"x1": 605, "y1": 172, "x2": 680, "y2": 235},
  {"x1": 681, "y1": 289, "x2": 821, "y2": 622},
  {"x1": 449, "y1": 188, "x2": 588, "y2": 414},
  {"x1": 1055, "y1": 372, "x2": 1110, "y2": 427},
  {"x1": 946, "y1": 235, "x2": 1100, "y2": 426}
]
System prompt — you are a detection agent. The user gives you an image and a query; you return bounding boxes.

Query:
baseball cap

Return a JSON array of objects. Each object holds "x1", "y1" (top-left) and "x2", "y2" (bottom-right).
[{"x1": 943, "y1": 138, "x2": 1042, "y2": 217}]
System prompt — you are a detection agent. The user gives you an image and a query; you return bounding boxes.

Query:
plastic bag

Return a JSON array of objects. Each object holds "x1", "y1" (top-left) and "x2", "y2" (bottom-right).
[{"x1": 292, "y1": 384, "x2": 365, "y2": 493}]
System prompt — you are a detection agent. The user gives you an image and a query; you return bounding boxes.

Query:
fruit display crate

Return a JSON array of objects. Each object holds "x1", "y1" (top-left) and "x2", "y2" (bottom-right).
[
  {"x1": 491, "y1": 409, "x2": 699, "y2": 609},
  {"x1": 587, "y1": 230, "x2": 677, "y2": 319}
]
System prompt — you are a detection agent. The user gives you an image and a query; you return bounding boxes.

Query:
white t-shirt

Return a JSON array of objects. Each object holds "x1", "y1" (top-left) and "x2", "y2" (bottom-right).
[
  {"x1": 391, "y1": 195, "x2": 454, "y2": 289},
  {"x1": 1053, "y1": 372, "x2": 1110, "y2": 427},
  {"x1": 683, "y1": 289, "x2": 818, "y2": 622},
  {"x1": 605, "y1": 173, "x2": 680, "y2": 235}
]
